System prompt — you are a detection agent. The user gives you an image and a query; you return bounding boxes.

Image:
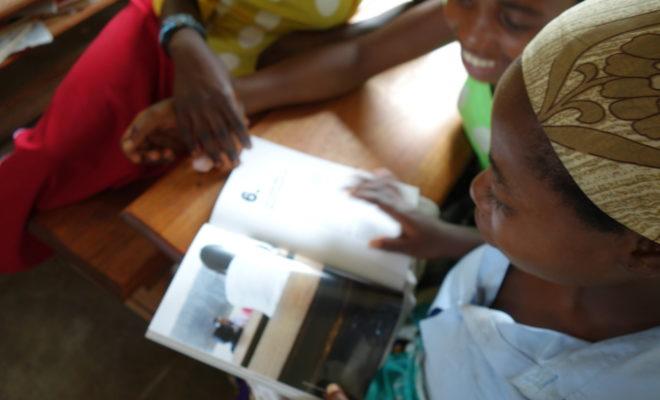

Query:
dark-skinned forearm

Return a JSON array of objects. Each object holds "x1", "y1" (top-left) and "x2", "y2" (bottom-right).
[
  {"x1": 432, "y1": 222, "x2": 484, "y2": 260},
  {"x1": 234, "y1": 43, "x2": 364, "y2": 115},
  {"x1": 235, "y1": 0, "x2": 453, "y2": 115}
]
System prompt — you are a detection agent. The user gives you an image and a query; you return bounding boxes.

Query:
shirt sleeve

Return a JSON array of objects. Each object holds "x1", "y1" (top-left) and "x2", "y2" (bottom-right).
[{"x1": 152, "y1": 0, "x2": 218, "y2": 23}]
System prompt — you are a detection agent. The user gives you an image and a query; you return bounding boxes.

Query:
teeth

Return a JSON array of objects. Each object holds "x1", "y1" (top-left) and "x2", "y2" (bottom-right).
[{"x1": 462, "y1": 50, "x2": 495, "y2": 69}]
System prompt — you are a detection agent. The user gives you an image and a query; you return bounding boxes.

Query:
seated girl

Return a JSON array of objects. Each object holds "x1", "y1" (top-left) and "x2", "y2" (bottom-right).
[{"x1": 334, "y1": 0, "x2": 660, "y2": 398}]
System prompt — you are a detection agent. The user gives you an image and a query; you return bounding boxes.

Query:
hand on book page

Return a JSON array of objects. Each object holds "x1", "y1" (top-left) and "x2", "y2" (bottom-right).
[
  {"x1": 210, "y1": 138, "x2": 418, "y2": 291},
  {"x1": 350, "y1": 169, "x2": 463, "y2": 259}
]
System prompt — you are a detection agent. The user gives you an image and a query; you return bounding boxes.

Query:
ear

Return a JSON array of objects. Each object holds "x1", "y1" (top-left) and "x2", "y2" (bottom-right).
[{"x1": 626, "y1": 236, "x2": 660, "y2": 277}]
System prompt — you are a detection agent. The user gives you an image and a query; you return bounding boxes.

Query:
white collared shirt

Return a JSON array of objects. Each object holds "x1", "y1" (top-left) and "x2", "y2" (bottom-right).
[{"x1": 420, "y1": 245, "x2": 660, "y2": 400}]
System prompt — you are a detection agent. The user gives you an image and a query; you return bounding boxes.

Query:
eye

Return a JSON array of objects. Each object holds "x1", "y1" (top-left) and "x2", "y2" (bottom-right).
[
  {"x1": 486, "y1": 186, "x2": 513, "y2": 216},
  {"x1": 499, "y1": 11, "x2": 533, "y2": 32}
]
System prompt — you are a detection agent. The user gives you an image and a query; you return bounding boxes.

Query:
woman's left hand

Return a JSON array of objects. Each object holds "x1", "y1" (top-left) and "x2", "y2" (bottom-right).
[{"x1": 121, "y1": 99, "x2": 185, "y2": 165}]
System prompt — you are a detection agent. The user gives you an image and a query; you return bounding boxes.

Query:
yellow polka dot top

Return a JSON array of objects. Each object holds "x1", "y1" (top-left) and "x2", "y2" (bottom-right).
[{"x1": 153, "y1": 0, "x2": 361, "y2": 76}]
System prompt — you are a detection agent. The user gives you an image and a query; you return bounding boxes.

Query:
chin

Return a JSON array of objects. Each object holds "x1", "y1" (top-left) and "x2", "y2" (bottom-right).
[
  {"x1": 463, "y1": 64, "x2": 502, "y2": 84},
  {"x1": 499, "y1": 249, "x2": 593, "y2": 286}
]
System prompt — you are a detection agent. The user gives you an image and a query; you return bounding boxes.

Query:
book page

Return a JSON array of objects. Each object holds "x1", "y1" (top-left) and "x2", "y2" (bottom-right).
[
  {"x1": 148, "y1": 224, "x2": 407, "y2": 399},
  {"x1": 209, "y1": 137, "x2": 419, "y2": 291}
]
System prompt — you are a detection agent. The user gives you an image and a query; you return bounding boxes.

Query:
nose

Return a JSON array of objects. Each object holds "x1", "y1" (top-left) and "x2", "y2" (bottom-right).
[
  {"x1": 458, "y1": 7, "x2": 495, "y2": 54},
  {"x1": 470, "y1": 169, "x2": 492, "y2": 213}
]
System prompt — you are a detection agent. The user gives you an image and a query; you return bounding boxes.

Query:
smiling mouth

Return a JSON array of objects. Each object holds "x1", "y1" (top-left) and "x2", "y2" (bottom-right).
[{"x1": 462, "y1": 49, "x2": 496, "y2": 69}]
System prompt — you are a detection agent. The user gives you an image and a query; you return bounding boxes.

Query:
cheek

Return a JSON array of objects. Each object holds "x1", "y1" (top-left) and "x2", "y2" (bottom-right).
[
  {"x1": 488, "y1": 215, "x2": 577, "y2": 284},
  {"x1": 481, "y1": 202, "x2": 521, "y2": 252},
  {"x1": 442, "y1": 2, "x2": 464, "y2": 37},
  {"x1": 497, "y1": 34, "x2": 532, "y2": 62},
  {"x1": 481, "y1": 31, "x2": 540, "y2": 87},
  {"x1": 444, "y1": 1, "x2": 496, "y2": 49},
  {"x1": 493, "y1": 212, "x2": 622, "y2": 285},
  {"x1": 469, "y1": 171, "x2": 499, "y2": 243}
]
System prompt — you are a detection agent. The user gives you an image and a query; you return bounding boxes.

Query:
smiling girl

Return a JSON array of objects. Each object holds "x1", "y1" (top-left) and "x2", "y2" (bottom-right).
[
  {"x1": 446, "y1": 0, "x2": 576, "y2": 167},
  {"x1": 342, "y1": 0, "x2": 583, "y2": 263}
]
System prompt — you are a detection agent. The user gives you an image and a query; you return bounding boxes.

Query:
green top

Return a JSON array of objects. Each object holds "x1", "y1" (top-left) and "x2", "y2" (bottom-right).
[{"x1": 457, "y1": 76, "x2": 494, "y2": 169}]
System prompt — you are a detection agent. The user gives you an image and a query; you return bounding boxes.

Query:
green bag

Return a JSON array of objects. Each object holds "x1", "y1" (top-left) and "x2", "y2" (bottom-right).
[{"x1": 458, "y1": 76, "x2": 494, "y2": 169}]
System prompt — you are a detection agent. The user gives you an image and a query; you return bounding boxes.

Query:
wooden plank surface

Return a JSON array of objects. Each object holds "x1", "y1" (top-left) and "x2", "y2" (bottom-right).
[
  {"x1": 29, "y1": 181, "x2": 172, "y2": 300},
  {"x1": 125, "y1": 268, "x2": 171, "y2": 319},
  {"x1": 0, "y1": 0, "x2": 125, "y2": 142},
  {"x1": 123, "y1": 43, "x2": 471, "y2": 259},
  {"x1": 122, "y1": 162, "x2": 230, "y2": 261},
  {"x1": 44, "y1": 0, "x2": 119, "y2": 37},
  {"x1": 0, "y1": 0, "x2": 40, "y2": 20}
]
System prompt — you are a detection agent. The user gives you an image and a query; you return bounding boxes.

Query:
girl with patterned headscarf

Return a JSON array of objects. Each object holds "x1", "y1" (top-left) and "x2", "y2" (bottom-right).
[{"x1": 336, "y1": 0, "x2": 660, "y2": 399}]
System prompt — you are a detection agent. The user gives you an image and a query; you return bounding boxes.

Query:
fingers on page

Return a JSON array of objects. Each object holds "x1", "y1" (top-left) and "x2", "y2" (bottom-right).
[
  {"x1": 370, "y1": 236, "x2": 409, "y2": 253},
  {"x1": 372, "y1": 168, "x2": 395, "y2": 179}
]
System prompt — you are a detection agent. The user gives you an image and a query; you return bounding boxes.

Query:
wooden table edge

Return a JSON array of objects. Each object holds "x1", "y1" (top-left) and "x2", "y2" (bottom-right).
[
  {"x1": 28, "y1": 219, "x2": 126, "y2": 297},
  {"x1": 120, "y1": 210, "x2": 185, "y2": 263}
]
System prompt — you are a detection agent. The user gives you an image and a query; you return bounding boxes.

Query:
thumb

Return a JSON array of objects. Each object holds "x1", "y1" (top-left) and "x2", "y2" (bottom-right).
[
  {"x1": 122, "y1": 100, "x2": 179, "y2": 162},
  {"x1": 124, "y1": 100, "x2": 178, "y2": 147},
  {"x1": 325, "y1": 384, "x2": 349, "y2": 400},
  {"x1": 369, "y1": 236, "x2": 412, "y2": 254}
]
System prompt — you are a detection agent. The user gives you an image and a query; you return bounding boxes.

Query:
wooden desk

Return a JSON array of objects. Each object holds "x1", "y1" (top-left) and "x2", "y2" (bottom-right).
[
  {"x1": 30, "y1": 180, "x2": 172, "y2": 300},
  {"x1": 123, "y1": 43, "x2": 471, "y2": 261}
]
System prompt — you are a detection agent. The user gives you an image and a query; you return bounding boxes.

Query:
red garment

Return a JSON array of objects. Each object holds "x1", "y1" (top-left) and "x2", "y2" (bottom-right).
[{"x1": 0, "y1": 0, "x2": 173, "y2": 272}]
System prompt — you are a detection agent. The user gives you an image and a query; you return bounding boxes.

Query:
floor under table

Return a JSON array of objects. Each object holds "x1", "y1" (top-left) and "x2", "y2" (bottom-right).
[{"x1": 0, "y1": 257, "x2": 237, "y2": 400}]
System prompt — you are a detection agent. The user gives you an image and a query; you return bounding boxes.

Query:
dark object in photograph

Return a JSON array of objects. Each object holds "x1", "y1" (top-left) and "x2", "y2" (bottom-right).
[
  {"x1": 200, "y1": 245, "x2": 234, "y2": 274},
  {"x1": 214, "y1": 317, "x2": 243, "y2": 351}
]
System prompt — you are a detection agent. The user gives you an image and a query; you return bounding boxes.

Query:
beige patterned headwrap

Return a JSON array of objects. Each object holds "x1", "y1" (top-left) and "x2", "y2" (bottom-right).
[{"x1": 522, "y1": 0, "x2": 660, "y2": 243}]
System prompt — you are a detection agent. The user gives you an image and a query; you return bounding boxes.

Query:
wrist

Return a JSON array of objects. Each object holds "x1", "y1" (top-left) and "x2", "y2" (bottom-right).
[
  {"x1": 432, "y1": 221, "x2": 483, "y2": 259},
  {"x1": 159, "y1": 13, "x2": 206, "y2": 56},
  {"x1": 168, "y1": 27, "x2": 207, "y2": 59}
]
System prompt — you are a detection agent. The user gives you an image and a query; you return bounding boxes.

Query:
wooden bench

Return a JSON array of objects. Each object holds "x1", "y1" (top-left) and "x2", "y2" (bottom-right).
[
  {"x1": 0, "y1": 0, "x2": 126, "y2": 142},
  {"x1": 28, "y1": 181, "x2": 172, "y2": 301}
]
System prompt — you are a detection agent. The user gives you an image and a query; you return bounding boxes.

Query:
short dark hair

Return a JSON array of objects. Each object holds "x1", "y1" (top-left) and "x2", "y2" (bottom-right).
[{"x1": 527, "y1": 125, "x2": 625, "y2": 234}]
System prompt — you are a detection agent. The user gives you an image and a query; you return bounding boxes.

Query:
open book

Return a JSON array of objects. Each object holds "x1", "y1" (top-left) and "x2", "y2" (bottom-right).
[{"x1": 147, "y1": 137, "x2": 419, "y2": 399}]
